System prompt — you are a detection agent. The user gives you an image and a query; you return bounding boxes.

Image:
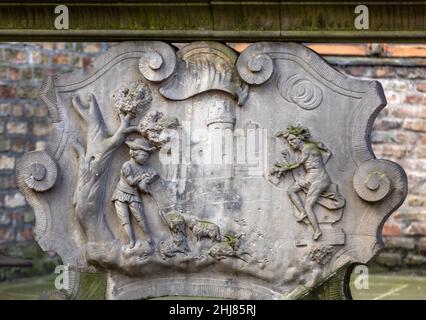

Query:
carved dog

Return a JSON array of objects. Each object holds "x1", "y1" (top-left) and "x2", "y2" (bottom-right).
[{"x1": 186, "y1": 217, "x2": 221, "y2": 242}]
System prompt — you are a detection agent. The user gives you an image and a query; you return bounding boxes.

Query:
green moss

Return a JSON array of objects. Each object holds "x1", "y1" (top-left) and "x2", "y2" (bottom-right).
[
  {"x1": 168, "y1": 211, "x2": 183, "y2": 222},
  {"x1": 223, "y1": 233, "x2": 240, "y2": 251},
  {"x1": 274, "y1": 162, "x2": 299, "y2": 170}
]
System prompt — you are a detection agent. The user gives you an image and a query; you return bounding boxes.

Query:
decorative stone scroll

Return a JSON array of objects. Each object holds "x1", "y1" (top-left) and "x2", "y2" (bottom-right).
[{"x1": 17, "y1": 41, "x2": 407, "y2": 300}]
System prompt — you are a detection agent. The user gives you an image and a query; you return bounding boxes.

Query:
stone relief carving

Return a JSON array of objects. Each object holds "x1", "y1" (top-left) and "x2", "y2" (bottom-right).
[
  {"x1": 269, "y1": 124, "x2": 345, "y2": 242},
  {"x1": 16, "y1": 41, "x2": 407, "y2": 300}
]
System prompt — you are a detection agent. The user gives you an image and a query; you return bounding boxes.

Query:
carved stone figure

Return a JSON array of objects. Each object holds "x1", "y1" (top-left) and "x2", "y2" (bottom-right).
[
  {"x1": 187, "y1": 216, "x2": 222, "y2": 242},
  {"x1": 70, "y1": 93, "x2": 138, "y2": 243},
  {"x1": 112, "y1": 136, "x2": 157, "y2": 249},
  {"x1": 16, "y1": 41, "x2": 407, "y2": 300},
  {"x1": 158, "y1": 211, "x2": 190, "y2": 259},
  {"x1": 270, "y1": 124, "x2": 345, "y2": 241}
]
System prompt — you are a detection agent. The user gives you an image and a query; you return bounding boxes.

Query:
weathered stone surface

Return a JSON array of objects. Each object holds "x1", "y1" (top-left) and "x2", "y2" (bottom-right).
[{"x1": 16, "y1": 41, "x2": 407, "y2": 300}]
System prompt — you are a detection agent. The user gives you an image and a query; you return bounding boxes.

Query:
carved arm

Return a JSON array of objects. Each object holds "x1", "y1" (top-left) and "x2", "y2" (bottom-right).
[{"x1": 108, "y1": 114, "x2": 133, "y2": 151}]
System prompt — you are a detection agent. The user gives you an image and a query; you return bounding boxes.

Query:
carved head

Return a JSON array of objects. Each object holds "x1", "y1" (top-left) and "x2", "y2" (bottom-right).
[
  {"x1": 126, "y1": 136, "x2": 155, "y2": 164},
  {"x1": 277, "y1": 124, "x2": 311, "y2": 150},
  {"x1": 166, "y1": 211, "x2": 186, "y2": 234},
  {"x1": 130, "y1": 150, "x2": 149, "y2": 164}
]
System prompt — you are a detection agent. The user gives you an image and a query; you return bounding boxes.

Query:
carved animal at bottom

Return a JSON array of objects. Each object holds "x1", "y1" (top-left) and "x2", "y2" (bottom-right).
[
  {"x1": 208, "y1": 242, "x2": 250, "y2": 263},
  {"x1": 159, "y1": 234, "x2": 190, "y2": 260},
  {"x1": 186, "y1": 217, "x2": 221, "y2": 242}
]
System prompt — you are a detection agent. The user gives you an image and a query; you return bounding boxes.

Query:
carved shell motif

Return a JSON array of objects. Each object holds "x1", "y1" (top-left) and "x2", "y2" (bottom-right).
[{"x1": 157, "y1": 42, "x2": 248, "y2": 105}]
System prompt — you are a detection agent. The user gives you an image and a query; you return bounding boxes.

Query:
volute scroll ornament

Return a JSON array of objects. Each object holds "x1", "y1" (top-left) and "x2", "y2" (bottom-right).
[
  {"x1": 353, "y1": 159, "x2": 406, "y2": 203},
  {"x1": 16, "y1": 41, "x2": 407, "y2": 300},
  {"x1": 237, "y1": 52, "x2": 274, "y2": 85},
  {"x1": 16, "y1": 151, "x2": 58, "y2": 192},
  {"x1": 138, "y1": 45, "x2": 176, "y2": 83}
]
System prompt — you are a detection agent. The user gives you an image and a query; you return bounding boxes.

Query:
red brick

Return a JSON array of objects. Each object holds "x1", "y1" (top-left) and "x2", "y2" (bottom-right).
[
  {"x1": 307, "y1": 43, "x2": 369, "y2": 56},
  {"x1": 417, "y1": 238, "x2": 426, "y2": 251},
  {"x1": 342, "y1": 66, "x2": 369, "y2": 77},
  {"x1": 382, "y1": 223, "x2": 402, "y2": 236},
  {"x1": 52, "y1": 54, "x2": 70, "y2": 65},
  {"x1": 394, "y1": 131, "x2": 418, "y2": 145},
  {"x1": 408, "y1": 195, "x2": 426, "y2": 207},
  {"x1": 10, "y1": 139, "x2": 34, "y2": 153},
  {"x1": 0, "y1": 227, "x2": 14, "y2": 242},
  {"x1": 374, "y1": 118, "x2": 402, "y2": 130},
  {"x1": 392, "y1": 106, "x2": 426, "y2": 119},
  {"x1": 415, "y1": 146, "x2": 426, "y2": 158},
  {"x1": 82, "y1": 56, "x2": 92, "y2": 69},
  {"x1": 404, "y1": 222, "x2": 426, "y2": 236},
  {"x1": 405, "y1": 95, "x2": 426, "y2": 105},
  {"x1": 32, "y1": 122, "x2": 51, "y2": 136},
  {"x1": 382, "y1": 144, "x2": 407, "y2": 159},
  {"x1": 384, "y1": 44, "x2": 426, "y2": 57},
  {"x1": 19, "y1": 226, "x2": 34, "y2": 241},
  {"x1": 9, "y1": 67, "x2": 20, "y2": 80},
  {"x1": 0, "y1": 85, "x2": 16, "y2": 98},
  {"x1": 407, "y1": 171, "x2": 426, "y2": 184},
  {"x1": 33, "y1": 105, "x2": 48, "y2": 117},
  {"x1": 11, "y1": 104, "x2": 24, "y2": 117},
  {"x1": 416, "y1": 82, "x2": 426, "y2": 93},
  {"x1": 373, "y1": 66, "x2": 395, "y2": 78},
  {"x1": 5, "y1": 49, "x2": 27, "y2": 64},
  {"x1": 42, "y1": 42, "x2": 54, "y2": 50},
  {"x1": 403, "y1": 119, "x2": 426, "y2": 132},
  {"x1": 10, "y1": 211, "x2": 22, "y2": 222},
  {"x1": 6, "y1": 120, "x2": 27, "y2": 134}
]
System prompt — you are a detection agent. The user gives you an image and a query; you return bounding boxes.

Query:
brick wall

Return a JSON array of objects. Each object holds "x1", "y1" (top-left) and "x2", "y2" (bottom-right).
[{"x1": 1, "y1": 42, "x2": 426, "y2": 270}]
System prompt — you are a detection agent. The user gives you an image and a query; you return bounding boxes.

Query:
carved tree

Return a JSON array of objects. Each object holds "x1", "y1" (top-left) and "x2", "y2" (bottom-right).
[{"x1": 71, "y1": 93, "x2": 138, "y2": 243}]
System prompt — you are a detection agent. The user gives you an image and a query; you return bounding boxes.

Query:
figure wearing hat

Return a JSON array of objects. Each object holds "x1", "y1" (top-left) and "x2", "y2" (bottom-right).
[{"x1": 112, "y1": 136, "x2": 158, "y2": 248}]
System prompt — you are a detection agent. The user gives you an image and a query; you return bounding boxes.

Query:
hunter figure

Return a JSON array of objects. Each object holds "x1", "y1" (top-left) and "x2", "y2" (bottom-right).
[
  {"x1": 112, "y1": 136, "x2": 158, "y2": 248},
  {"x1": 270, "y1": 125, "x2": 345, "y2": 241}
]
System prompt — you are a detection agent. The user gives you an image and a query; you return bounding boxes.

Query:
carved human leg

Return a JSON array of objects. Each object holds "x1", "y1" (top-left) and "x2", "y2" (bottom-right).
[
  {"x1": 129, "y1": 201, "x2": 152, "y2": 245},
  {"x1": 114, "y1": 201, "x2": 135, "y2": 247},
  {"x1": 304, "y1": 181, "x2": 326, "y2": 240},
  {"x1": 287, "y1": 182, "x2": 306, "y2": 221}
]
